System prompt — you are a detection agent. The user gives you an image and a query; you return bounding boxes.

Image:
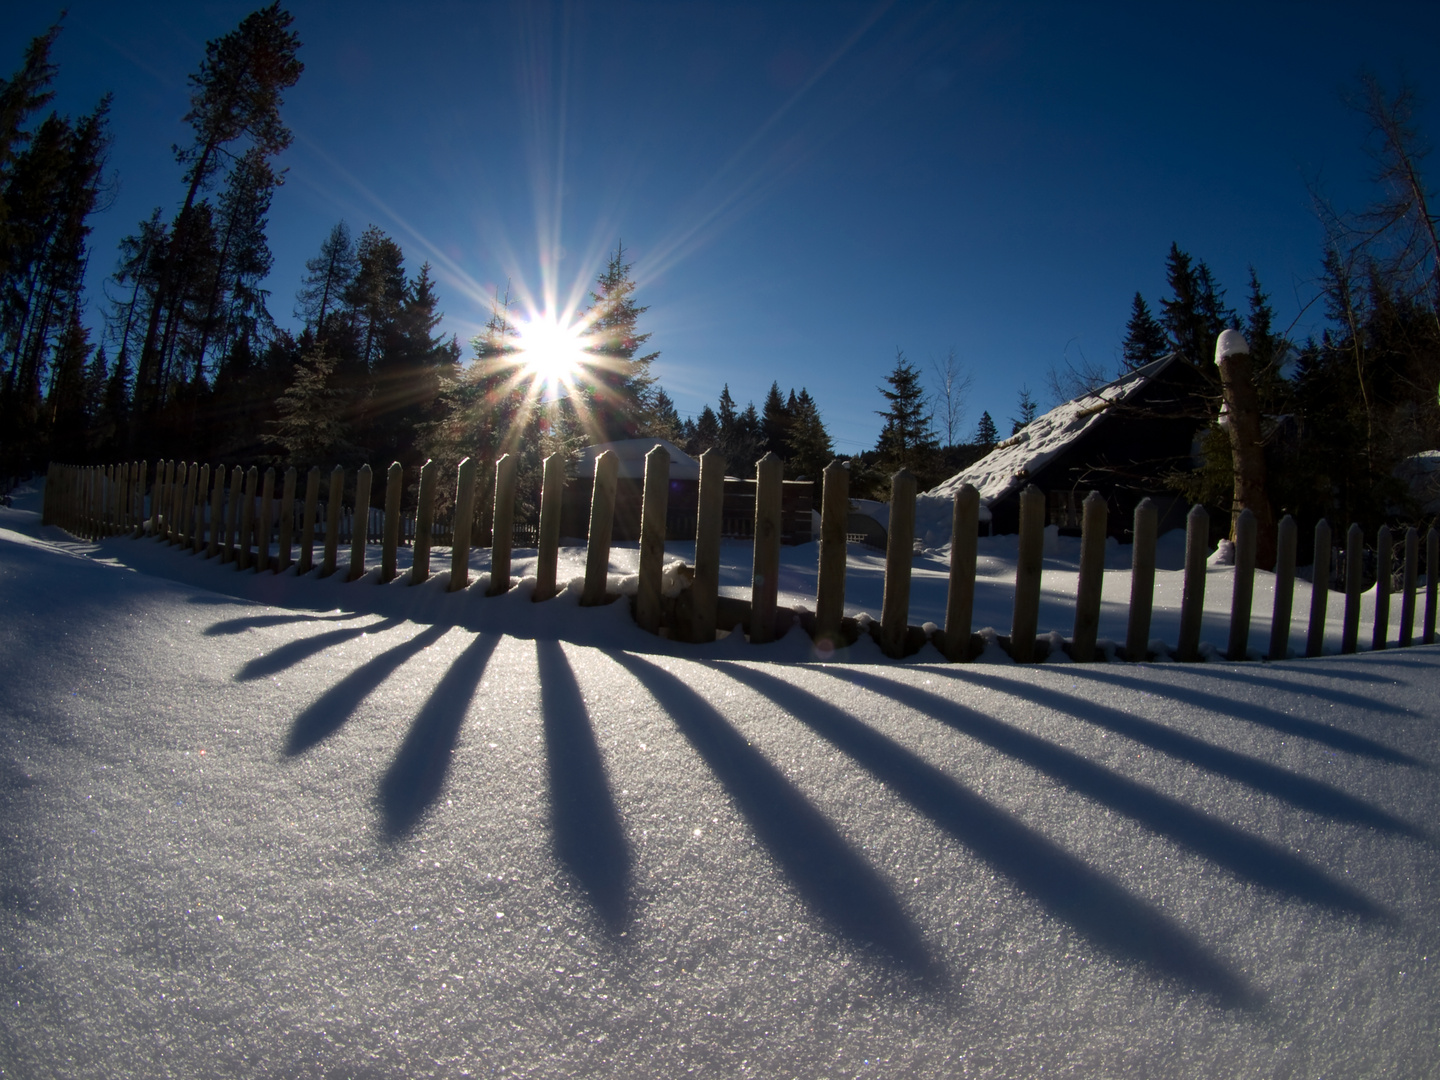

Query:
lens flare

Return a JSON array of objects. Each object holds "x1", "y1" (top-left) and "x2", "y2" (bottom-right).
[{"x1": 516, "y1": 314, "x2": 589, "y2": 392}]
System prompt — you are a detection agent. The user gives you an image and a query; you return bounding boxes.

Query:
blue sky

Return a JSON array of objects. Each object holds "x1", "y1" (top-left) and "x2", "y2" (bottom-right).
[{"x1": 6, "y1": 1, "x2": 1440, "y2": 454}]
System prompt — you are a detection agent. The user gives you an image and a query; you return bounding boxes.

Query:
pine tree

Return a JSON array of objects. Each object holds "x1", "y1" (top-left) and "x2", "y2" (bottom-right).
[
  {"x1": 345, "y1": 224, "x2": 406, "y2": 371},
  {"x1": 1121, "y1": 292, "x2": 1169, "y2": 369},
  {"x1": 1010, "y1": 386, "x2": 1038, "y2": 434},
  {"x1": 584, "y1": 241, "x2": 657, "y2": 440},
  {"x1": 688, "y1": 404, "x2": 720, "y2": 455},
  {"x1": 295, "y1": 221, "x2": 356, "y2": 338},
  {"x1": 0, "y1": 21, "x2": 60, "y2": 283},
  {"x1": 45, "y1": 304, "x2": 88, "y2": 456},
  {"x1": 1159, "y1": 243, "x2": 1235, "y2": 372},
  {"x1": 645, "y1": 387, "x2": 683, "y2": 442},
  {"x1": 785, "y1": 387, "x2": 832, "y2": 482},
  {"x1": 761, "y1": 381, "x2": 791, "y2": 458},
  {"x1": 874, "y1": 349, "x2": 936, "y2": 473},
  {"x1": 975, "y1": 411, "x2": 998, "y2": 448},
  {"x1": 272, "y1": 340, "x2": 353, "y2": 467}
]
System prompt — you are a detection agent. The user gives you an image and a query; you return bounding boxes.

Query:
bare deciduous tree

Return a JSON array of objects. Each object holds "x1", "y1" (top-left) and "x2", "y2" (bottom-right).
[{"x1": 929, "y1": 347, "x2": 972, "y2": 447}]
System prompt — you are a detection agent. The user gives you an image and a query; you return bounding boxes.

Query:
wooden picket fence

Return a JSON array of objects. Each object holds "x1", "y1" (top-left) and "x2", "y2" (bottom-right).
[{"x1": 40, "y1": 448, "x2": 1440, "y2": 662}]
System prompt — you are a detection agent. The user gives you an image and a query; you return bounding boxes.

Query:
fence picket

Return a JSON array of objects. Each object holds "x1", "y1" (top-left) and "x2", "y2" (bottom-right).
[
  {"x1": 1177, "y1": 504, "x2": 1208, "y2": 662},
  {"x1": 1269, "y1": 515, "x2": 1297, "y2": 660},
  {"x1": 1071, "y1": 491, "x2": 1107, "y2": 662},
  {"x1": 880, "y1": 469, "x2": 917, "y2": 659}
]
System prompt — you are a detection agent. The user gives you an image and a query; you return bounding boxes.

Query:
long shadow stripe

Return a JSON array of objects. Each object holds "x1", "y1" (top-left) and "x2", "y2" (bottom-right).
[
  {"x1": 285, "y1": 622, "x2": 451, "y2": 755},
  {"x1": 936, "y1": 668, "x2": 1426, "y2": 839},
  {"x1": 714, "y1": 662, "x2": 1256, "y2": 1005},
  {"x1": 238, "y1": 616, "x2": 405, "y2": 681},
  {"x1": 1062, "y1": 665, "x2": 1422, "y2": 766},
  {"x1": 379, "y1": 632, "x2": 499, "y2": 838},
  {"x1": 206, "y1": 611, "x2": 366, "y2": 637},
  {"x1": 609, "y1": 651, "x2": 936, "y2": 978},
  {"x1": 538, "y1": 639, "x2": 633, "y2": 932},
  {"x1": 813, "y1": 667, "x2": 1382, "y2": 916}
]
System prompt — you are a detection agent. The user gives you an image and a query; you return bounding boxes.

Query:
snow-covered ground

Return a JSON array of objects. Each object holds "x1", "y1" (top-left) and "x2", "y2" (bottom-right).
[{"x1": 3, "y1": 482, "x2": 1439, "y2": 1077}]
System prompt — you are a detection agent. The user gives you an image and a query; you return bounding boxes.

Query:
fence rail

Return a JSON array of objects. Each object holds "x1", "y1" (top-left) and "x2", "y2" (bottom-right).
[{"x1": 40, "y1": 453, "x2": 1440, "y2": 662}]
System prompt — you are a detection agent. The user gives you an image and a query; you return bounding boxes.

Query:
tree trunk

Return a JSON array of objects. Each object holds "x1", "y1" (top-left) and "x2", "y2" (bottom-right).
[{"x1": 1217, "y1": 331, "x2": 1276, "y2": 569}]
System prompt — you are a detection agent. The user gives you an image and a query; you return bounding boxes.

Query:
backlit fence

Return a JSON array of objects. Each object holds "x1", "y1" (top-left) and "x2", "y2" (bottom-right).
[{"x1": 41, "y1": 448, "x2": 1440, "y2": 661}]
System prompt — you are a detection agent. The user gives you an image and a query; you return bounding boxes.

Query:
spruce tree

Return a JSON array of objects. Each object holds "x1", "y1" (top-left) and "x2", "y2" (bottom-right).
[
  {"x1": 785, "y1": 387, "x2": 833, "y2": 482},
  {"x1": 689, "y1": 404, "x2": 720, "y2": 455},
  {"x1": 295, "y1": 221, "x2": 357, "y2": 339},
  {"x1": 1121, "y1": 292, "x2": 1169, "y2": 369},
  {"x1": 874, "y1": 349, "x2": 936, "y2": 473},
  {"x1": 1010, "y1": 386, "x2": 1038, "y2": 433},
  {"x1": 646, "y1": 387, "x2": 683, "y2": 442},
  {"x1": 272, "y1": 340, "x2": 353, "y2": 467},
  {"x1": 761, "y1": 381, "x2": 791, "y2": 458},
  {"x1": 584, "y1": 241, "x2": 657, "y2": 440},
  {"x1": 975, "y1": 411, "x2": 998, "y2": 448}
]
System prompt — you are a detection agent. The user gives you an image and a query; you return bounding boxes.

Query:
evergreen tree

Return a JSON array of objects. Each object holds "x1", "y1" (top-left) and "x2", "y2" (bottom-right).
[
  {"x1": 45, "y1": 304, "x2": 88, "y2": 456},
  {"x1": 785, "y1": 387, "x2": 832, "y2": 482},
  {"x1": 295, "y1": 221, "x2": 356, "y2": 338},
  {"x1": 1121, "y1": 292, "x2": 1169, "y2": 369},
  {"x1": 1159, "y1": 243, "x2": 1235, "y2": 372},
  {"x1": 1011, "y1": 385, "x2": 1038, "y2": 433},
  {"x1": 645, "y1": 387, "x2": 683, "y2": 443},
  {"x1": 688, "y1": 404, "x2": 720, "y2": 456},
  {"x1": 345, "y1": 224, "x2": 406, "y2": 371},
  {"x1": 761, "y1": 381, "x2": 791, "y2": 458},
  {"x1": 272, "y1": 339, "x2": 354, "y2": 467},
  {"x1": 874, "y1": 349, "x2": 936, "y2": 473},
  {"x1": 733, "y1": 401, "x2": 763, "y2": 470},
  {"x1": 584, "y1": 241, "x2": 657, "y2": 440},
  {"x1": 975, "y1": 411, "x2": 998, "y2": 448},
  {"x1": 0, "y1": 22, "x2": 60, "y2": 282}
]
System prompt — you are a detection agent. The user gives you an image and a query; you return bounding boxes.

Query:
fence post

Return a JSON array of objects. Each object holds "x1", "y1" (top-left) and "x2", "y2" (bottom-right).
[
  {"x1": 636, "y1": 444, "x2": 670, "y2": 634},
  {"x1": 1426, "y1": 527, "x2": 1439, "y2": 645},
  {"x1": 1228, "y1": 508, "x2": 1257, "y2": 661},
  {"x1": 449, "y1": 457, "x2": 477, "y2": 591},
  {"x1": 205, "y1": 466, "x2": 223, "y2": 558},
  {"x1": 348, "y1": 464, "x2": 373, "y2": 582},
  {"x1": 235, "y1": 467, "x2": 256, "y2": 570},
  {"x1": 1268, "y1": 514, "x2": 1297, "y2": 660},
  {"x1": 488, "y1": 454, "x2": 516, "y2": 596},
  {"x1": 533, "y1": 453, "x2": 563, "y2": 601},
  {"x1": 256, "y1": 467, "x2": 276, "y2": 573},
  {"x1": 582, "y1": 451, "x2": 619, "y2": 606},
  {"x1": 322, "y1": 466, "x2": 344, "y2": 577},
  {"x1": 476, "y1": 458, "x2": 496, "y2": 548},
  {"x1": 880, "y1": 469, "x2": 917, "y2": 658},
  {"x1": 166, "y1": 462, "x2": 184, "y2": 544},
  {"x1": 1177, "y1": 503, "x2": 1209, "y2": 662},
  {"x1": 189, "y1": 464, "x2": 207, "y2": 553},
  {"x1": 1010, "y1": 484, "x2": 1045, "y2": 662},
  {"x1": 274, "y1": 467, "x2": 295, "y2": 571},
  {"x1": 751, "y1": 452, "x2": 784, "y2": 644},
  {"x1": 411, "y1": 459, "x2": 438, "y2": 586},
  {"x1": 180, "y1": 462, "x2": 197, "y2": 546},
  {"x1": 1400, "y1": 526, "x2": 1418, "y2": 647},
  {"x1": 381, "y1": 461, "x2": 403, "y2": 584},
  {"x1": 1342, "y1": 523, "x2": 1363, "y2": 654},
  {"x1": 1071, "y1": 490, "x2": 1107, "y2": 662},
  {"x1": 1372, "y1": 525, "x2": 1393, "y2": 650},
  {"x1": 1125, "y1": 498, "x2": 1158, "y2": 661},
  {"x1": 133, "y1": 461, "x2": 148, "y2": 538},
  {"x1": 1305, "y1": 519, "x2": 1331, "y2": 657},
  {"x1": 690, "y1": 449, "x2": 725, "y2": 641},
  {"x1": 815, "y1": 460, "x2": 850, "y2": 650},
  {"x1": 219, "y1": 467, "x2": 238, "y2": 561},
  {"x1": 942, "y1": 483, "x2": 979, "y2": 662},
  {"x1": 296, "y1": 467, "x2": 320, "y2": 573}
]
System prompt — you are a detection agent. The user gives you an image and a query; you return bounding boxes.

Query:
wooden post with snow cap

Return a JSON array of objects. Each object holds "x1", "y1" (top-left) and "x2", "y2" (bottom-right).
[
  {"x1": 1176, "y1": 503, "x2": 1209, "y2": 662},
  {"x1": 322, "y1": 466, "x2": 344, "y2": 577},
  {"x1": 411, "y1": 459, "x2": 438, "y2": 586},
  {"x1": 1125, "y1": 498, "x2": 1158, "y2": 662},
  {"x1": 1426, "y1": 527, "x2": 1439, "y2": 645},
  {"x1": 750, "y1": 452, "x2": 784, "y2": 644},
  {"x1": 276, "y1": 467, "x2": 297, "y2": 571},
  {"x1": 1011, "y1": 484, "x2": 1045, "y2": 663},
  {"x1": 636, "y1": 444, "x2": 670, "y2": 634},
  {"x1": 1400, "y1": 526, "x2": 1418, "y2": 647},
  {"x1": 381, "y1": 461, "x2": 403, "y2": 584},
  {"x1": 256, "y1": 467, "x2": 275, "y2": 573},
  {"x1": 1342, "y1": 523, "x2": 1363, "y2": 654},
  {"x1": 1268, "y1": 515, "x2": 1297, "y2": 660},
  {"x1": 449, "y1": 457, "x2": 477, "y2": 591},
  {"x1": 690, "y1": 449, "x2": 725, "y2": 642},
  {"x1": 1306, "y1": 519, "x2": 1332, "y2": 657},
  {"x1": 237, "y1": 467, "x2": 258, "y2": 571},
  {"x1": 348, "y1": 464, "x2": 373, "y2": 582},
  {"x1": 205, "y1": 466, "x2": 224, "y2": 558},
  {"x1": 880, "y1": 468, "x2": 917, "y2": 659},
  {"x1": 582, "y1": 451, "x2": 619, "y2": 606},
  {"x1": 1217, "y1": 329, "x2": 1277, "y2": 570},
  {"x1": 1227, "y1": 508, "x2": 1257, "y2": 661},
  {"x1": 815, "y1": 459, "x2": 850, "y2": 651},
  {"x1": 942, "y1": 483, "x2": 979, "y2": 662},
  {"x1": 1071, "y1": 490, "x2": 1107, "y2": 662},
  {"x1": 488, "y1": 454, "x2": 516, "y2": 596},
  {"x1": 533, "y1": 453, "x2": 563, "y2": 601},
  {"x1": 1372, "y1": 525, "x2": 1393, "y2": 650},
  {"x1": 297, "y1": 467, "x2": 320, "y2": 574}
]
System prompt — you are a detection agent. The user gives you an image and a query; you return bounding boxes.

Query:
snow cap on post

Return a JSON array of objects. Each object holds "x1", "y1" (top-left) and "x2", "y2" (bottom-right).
[{"x1": 1215, "y1": 329, "x2": 1249, "y2": 362}]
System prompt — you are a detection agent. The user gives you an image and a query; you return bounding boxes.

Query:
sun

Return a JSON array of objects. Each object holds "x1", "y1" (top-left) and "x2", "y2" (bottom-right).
[{"x1": 516, "y1": 314, "x2": 589, "y2": 390}]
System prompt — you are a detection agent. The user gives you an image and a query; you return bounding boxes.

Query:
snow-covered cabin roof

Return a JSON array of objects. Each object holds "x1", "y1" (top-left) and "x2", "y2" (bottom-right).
[
  {"x1": 927, "y1": 353, "x2": 1183, "y2": 505},
  {"x1": 573, "y1": 439, "x2": 701, "y2": 481}
]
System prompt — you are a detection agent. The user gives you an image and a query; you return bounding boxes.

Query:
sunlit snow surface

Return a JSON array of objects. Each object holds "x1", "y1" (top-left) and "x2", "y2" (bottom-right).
[{"x1": 2, "y1": 486, "x2": 1439, "y2": 1078}]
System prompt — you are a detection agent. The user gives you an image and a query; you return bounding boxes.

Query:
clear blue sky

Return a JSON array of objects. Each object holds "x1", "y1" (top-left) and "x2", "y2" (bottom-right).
[{"x1": 6, "y1": 1, "x2": 1440, "y2": 454}]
